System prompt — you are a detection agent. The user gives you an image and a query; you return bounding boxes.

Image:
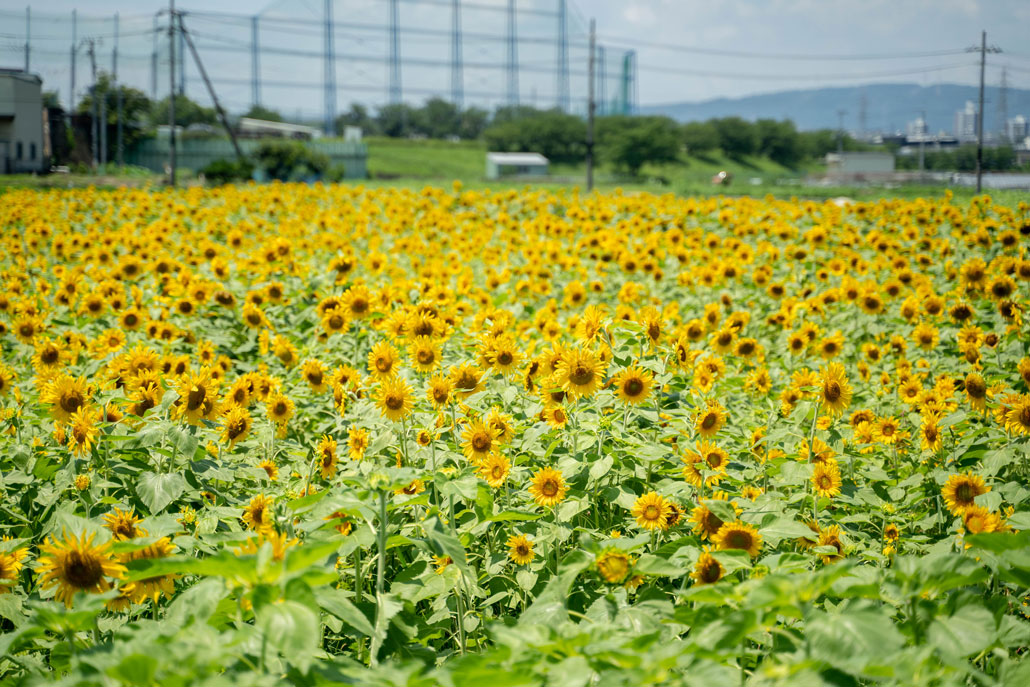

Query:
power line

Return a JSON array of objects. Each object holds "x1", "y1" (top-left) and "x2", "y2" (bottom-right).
[{"x1": 637, "y1": 61, "x2": 976, "y2": 82}]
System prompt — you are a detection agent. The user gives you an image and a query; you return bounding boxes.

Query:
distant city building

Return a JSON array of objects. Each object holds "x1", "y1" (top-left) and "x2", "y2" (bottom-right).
[
  {"x1": 906, "y1": 117, "x2": 928, "y2": 139},
  {"x1": 954, "y1": 101, "x2": 979, "y2": 142},
  {"x1": 825, "y1": 151, "x2": 895, "y2": 180},
  {"x1": 0, "y1": 68, "x2": 46, "y2": 174},
  {"x1": 1006, "y1": 115, "x2": 1028, "y2": 143}
]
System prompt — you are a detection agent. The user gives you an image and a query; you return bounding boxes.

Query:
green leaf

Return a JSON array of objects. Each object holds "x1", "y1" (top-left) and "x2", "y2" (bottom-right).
[
  {"x1": 315, "y1": 588, "x2": 375, "y2": 636},
  {"x1": 257, "y1": 600, "x2": 320, "y2": 673},
  {"x1": 135, "y1": 471, "x2": 187, "y2": 514},
  {"x1": 107, "y1": 654, "x2": 158, "y2": 686}
]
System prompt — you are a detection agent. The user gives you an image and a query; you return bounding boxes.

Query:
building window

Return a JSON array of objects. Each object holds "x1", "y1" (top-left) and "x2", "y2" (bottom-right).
[
  {"x1": 30, "y1": 143, "x2": 36, "y2": 160},
  {"x1": 16, "y1": 142, "x2": 23, "y2": 160}
]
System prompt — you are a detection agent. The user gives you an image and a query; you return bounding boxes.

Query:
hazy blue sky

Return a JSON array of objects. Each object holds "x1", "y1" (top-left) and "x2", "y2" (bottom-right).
[{"x1": 2, "y1": 0, "x2": 1026, "y2": 117}]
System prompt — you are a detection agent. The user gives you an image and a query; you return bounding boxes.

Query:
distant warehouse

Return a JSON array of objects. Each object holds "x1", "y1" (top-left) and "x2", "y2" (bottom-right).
[
  {"x1": 825, "y1": 152, "x2": 895, "y2": 181},
  {"x1": 0, "y1": 68, "x2": 45, "y2": 174},
  {"x1": 486, "y1": 152, "x2": 549, "y2": 180}
]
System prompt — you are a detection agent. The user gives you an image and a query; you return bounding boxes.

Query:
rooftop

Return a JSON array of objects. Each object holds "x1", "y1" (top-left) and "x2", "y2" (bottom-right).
[{"x1": 487, "y1": 152, "x2": 549, "y2": 165}]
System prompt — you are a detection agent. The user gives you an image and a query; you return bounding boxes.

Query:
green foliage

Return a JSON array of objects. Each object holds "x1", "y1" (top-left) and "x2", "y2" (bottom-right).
[
  {"x1": 483, "y1": 109, "x2": 586, "y2": 164},
  {"x1": 253, "y1": 140, "x2": 329, "y2": 181},
  {"x1": 682, "y1": 120, "x2": 720, "y2": 155},
  {"x1": 243, "y1": 105, "x2": 284, "y2": 122},
  {"x1": 74, "y1": 72, "x2": 153, "y2": 160},
  {"x1": 151, "y1": 94, "x2": 218, "y2": 128},
  {"x1": 711, "y1": 117, "x2": 760, "y2": 158},
  {"x1": 596, "y1": 115, "x2": 682, "y2": 176},
  {"x1": 200, "y1": 158, "x2": 256, "y2": 185}
]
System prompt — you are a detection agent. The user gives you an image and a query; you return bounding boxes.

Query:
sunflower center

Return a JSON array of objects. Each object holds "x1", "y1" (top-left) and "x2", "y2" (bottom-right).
[
  {"x1": 824, "y1": 381, "x2": 841, "y2": 402},
  {"x1": 64, "y1": 550, "x2": 104, "y2": 589},
  {"x1": 701, "y1": 414, "x2": 717, "y2": 430},
  {"x1": 187, "y1": 386, "x2": 206, "y2": 411},
  {"x1": 701, "y1": 561, "x2": 721, "y2": 583},
  {"x1": 472, "y1": 434, "x2": 491, "y2": 452},
  {"x1": 726, "y1": 531, "x2": 752, "y2": 549},
  {"x1": 643, "y1": 505, "x2": 659, "y2": 520},
  {"x1": 350, "y1": 298, "x2": 369, "y2": 315},
  {"x1": 569, "y1": 365, "x2": 594, "y2": 386},
  {"x1": 1018, "y1": 407, "x2": 1030, "y2": 427},
  {"x1": 60, "y1": 391, "x2": 84, "y2": 414},
  {"x1": 385, "y1": 394, "x2": 404, "y2": 410},
  {"x1": 328, "y1": 314, "x2": 344, "y2": 329},
  {"x1": 417, "y1": 350, "x2": 435, "y2": 365},
  {"x1": 541, "y1": 480, "x2": 559, "y2": 497},
  {"x1": 497, "y1": 351, "x2": 513, "y2": 366},
  {"x1": 624, "y1": 378, "x2": 644, "y2": 396},
  {"x1": 955, "y1": 483, "x2": 974, "y2": 503},
  {"x1": 966, "y1": 380, "x2": 986, "y2": 398},
  {"x1": 42, "y1": 347, "x2": 59, "y2": 364}
]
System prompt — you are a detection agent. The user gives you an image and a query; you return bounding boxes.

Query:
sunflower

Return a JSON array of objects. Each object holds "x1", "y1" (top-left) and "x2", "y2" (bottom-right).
[
  {"x1": 42, "y1": 374, "x2": 91, "y2": 424},
  {"x1": 816, "y1": 525, "x2": 845, "y2": 563},
  {"x1": 220, "y1": 405, "x2": 252, "y2": 449},
  {"x1": 543, "y1": 404, "x2": 569, "y2": 427},
  {"x1": 427, "y1": 373, "x2": 453, "y2": 408},
  {"x1": 67, "y1": 406, "x2": 99, "y2": 457},
  {"x1": 484, "y1": 337, "x2": 522, "y2": 375},
  {"x1": 37, "y1": 530, "x2": 126, "y2": 608},
  {"x1": 265, "y1": 392, "x2": 295, "y2": 426},
  {"x1": 301, "y1": 359, "x2": 328, "y2": 393},
  {"x1": 1002, "y1": 394, "x2": 1030, "y2": 436},
  {"x1": 964, "y1": 372, "x2": 989, "y2": 412},
  {"x1": 596, "y1": 549, "x2": 632, "y2": 584},
  {"x1": 0, "y1": 540, "x2": 28, "y2": 593},
  {"x1": 409, "y1": 337, "x2": 442, "y2": 374},
  {"x1": 920, "y1": 418, "x2": 942, "y2": 452},
  {"x1": 884, "y1": 523, "x2": 900, "y2": 542},
  {"x1": 713, "y1": 521, "x2": 762, "y2": 558},
  {"x1": 528, "y1": 466, "x2": 567, "y2": 508},
  {"x1": 811, "y1": 460, "x2": 842, "y2": 499},
  {"x1": 554, "y1": 347, "x2": 606, "y2": 399},
  {"x1": 175, "y1": 370, "x2": 219, "y2": 425},
  {"x1": 242, "y1": 494, "x2": 275, "y2": 532},
  {"x1": 961, "y1": 505, "x2": 1004, "y2": 535},
  {"x1": 376, "y1": 376, "x2": 414, "y2": 422},
  {"x1": 506, "y1": 534, "x2": 535, "y2": 565},
  {"x1": 449, "y1": 363, "x2": 486, "y2": 399},
  {"x1": 395, "y1": 479, "x2": 425, "y2": 496},
  {"x1": 461, "y1": 419, "x2": 498, "y2": 464},
  {"x1": 691, "y1": 550, "x2": 724, "y2": 585},
  {"x1": 123, "y1": 537, "x2": 178, "y2": 604},
  {"x1": 942, "y1": 473, "x2": 989, "y2": 515},
  {"x1": 257, "y1": 459, "x2": 279, "y2": 481},
  {"x1": 819, "y1": 362, "x2": 852, "y2": 417},
  {"x1": 682, "y1": 440, "x2": 728, "y2": 488},
  {"x1": 632, "y1": 492, "x2": 672, "y2": 531},
  {"x1": 478, "y1": 453, "x2": 511, "y2": 488},
  {"x1": 32, "y1": 338, "x2": 64, "y2": 371},
  {"x1": 818, "y1": 330, "x2": 845, "y2": 359},
  {"x1": 695, "y1": 402, "x2": 726, "y2": 438},
  {"x1": 235, "y1": 531, "x2": 300, "y2": 562},
  {"x1": 103, "y1": 507, "x2": 146, "y2": 541},
  {"x1": 612, "y1": 365, "x2": 654, "y2": 405},
  {"x1": 367, "y1": 340, "x2": 399, "y2": 378},
  {"x1": 316, "y1": 435, "x2": 339, "y2": 479},
  {"x1": 348, "y1": 427, "x2": 370, "y2": 460},
  {"x1": 873, "y1": 416, "x2": 905, "y2": 445}
]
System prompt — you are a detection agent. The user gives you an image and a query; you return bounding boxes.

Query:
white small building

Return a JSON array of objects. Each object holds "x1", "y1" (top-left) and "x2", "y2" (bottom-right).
[
  {"x1": 486, "y1": 151, "x2": 549, "y2": 180},
  {"x1": 0, "y1": 69, "x2": 45, "y2": 174},
  {"x1": 825, "y1": 152, "x2": 895, "y2": 177},
  {"x1": 237, "y1": 117, "x2": 322, "y2": 140}
]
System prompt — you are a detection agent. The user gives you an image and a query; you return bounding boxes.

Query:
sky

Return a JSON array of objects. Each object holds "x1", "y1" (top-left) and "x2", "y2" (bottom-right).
[{"x1": 1, "y1": 0, "x2": 1027, "y2": 120}]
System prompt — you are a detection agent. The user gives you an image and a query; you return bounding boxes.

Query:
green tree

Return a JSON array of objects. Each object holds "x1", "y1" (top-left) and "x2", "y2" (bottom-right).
[
  {"x1": 483, "y1": 109, "x2": 586, "y2": 164},
  {"x1": 755, "y1": 118, "x2": 803, "y2": 168},
  {"x1": 597, "y1": 115, "x2": 681, "y2": 176},
  {"x1": 376, "y1": 104, "x2": 419, "y2": 138},
  {"x1": 458, "y1": 107, "x2": 490, "y2": 140},
  {"x1": 682, "y1": 121, "x2": 719, "y2": 156},
  {"x1": 150, "y1": 94, "x2": 217, "y2": 128},
  {"x1": 336, "y1": 103, "x2": 377, "y2": 136},
  {"x1": 414, "y1": 98, "x2": 461, "y2": 139},
  {"x1": 75, "y1": 72, "x2": 153, "y2": 159},
  {"x1": 711, "y1": 117, "x2": 759, "y2": 158},
  {"x1": 242, "y1": 104, "x2": 283, "y2": 122}
]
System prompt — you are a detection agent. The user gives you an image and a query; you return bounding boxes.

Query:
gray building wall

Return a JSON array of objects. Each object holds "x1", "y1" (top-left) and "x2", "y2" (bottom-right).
[{"x1": 0, "y1": 71, "x2": 45, "y2": 174}]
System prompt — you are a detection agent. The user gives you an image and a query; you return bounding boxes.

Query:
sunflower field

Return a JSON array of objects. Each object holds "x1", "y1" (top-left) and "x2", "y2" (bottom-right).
[{"x1": 0, "y1": 184, "x2": 1029, "y2": 686}]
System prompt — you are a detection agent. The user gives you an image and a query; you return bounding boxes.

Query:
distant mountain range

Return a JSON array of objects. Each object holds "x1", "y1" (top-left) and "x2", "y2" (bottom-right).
[{"x1": 639, "y1": 83, "x2": 1030, "y2": 135}]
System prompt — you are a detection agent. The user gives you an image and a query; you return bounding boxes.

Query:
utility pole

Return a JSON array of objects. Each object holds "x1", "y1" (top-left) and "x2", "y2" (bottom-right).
[
  {"x1": 85, "y1": 38, "x2": 98, "y2": 170},
  {"x1": 24, "y1": 7, "x2": 30, "y2": 73},
  {"x1": 918, "y1": 109, "x2": 926, "y2": 180},
  {"x1": 388, "y1": 0, "x2": 401, "y2": 105},
  {"x1": 450, "y1": 0, "x2": 462, "y2": 107},
  {"x1": 168, "y1": 0, "x2": 177, "y2": 187},
  {"x1": 151, "y1": 14, "x2": 159, "y2": 99},
  {"x1": 115, "y1": 12, "x2": 124, "y2": 169},
  {"x1": 836, "y1": 109, "x2": 846, "y2": 156},
  {"x1": 586, "y1": 18, "x2": 595, "y2": 192},
  {"x1": 556, "y1": 0, "x2": 569, "y2": 111},
  {"x1": 324, "y1": 0, "x2": 337, "y2": 135},
  {"x1": 70, "y1": 10, "x2": 77, "y2": 111},
  {"x1": 598, "y1": 45, "x2": 606, "y2": 116},
  {"x1": 505, "y1": 0, "x2": 518, "y2": 106},
  {"x1": 998, "y1": 67, "x2": 1008, "y2": 142},
  {"x1": 967, "y1": 30, "x2": 1001, "y2": 194},
  {"x1": 180, "y1": 16, "x2": 244, "y2": 162},
  {"x1": 251, "y1": 16, "x2": 261, "y2": 107}
]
